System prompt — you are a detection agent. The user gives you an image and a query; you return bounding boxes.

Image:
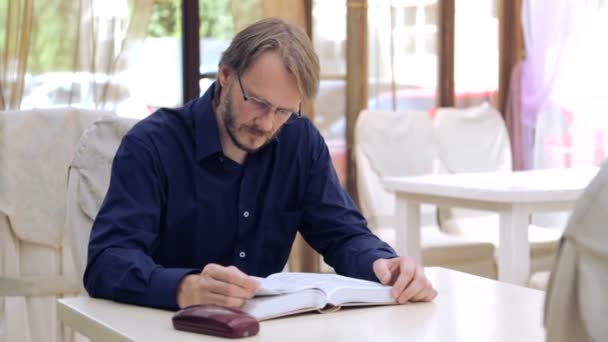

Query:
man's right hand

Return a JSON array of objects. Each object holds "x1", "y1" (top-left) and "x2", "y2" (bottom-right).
[{"x1": 177, "y1": 263, "x2": 260, "y2": 308}]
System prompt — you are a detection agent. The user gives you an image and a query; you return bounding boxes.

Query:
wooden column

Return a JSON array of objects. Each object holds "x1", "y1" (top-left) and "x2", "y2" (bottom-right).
[
  {"x1": 345, "y1": 0, "x2": 368, "y2": 203},
  {"x1": 437, "y1": 0, "x2": 455, "y2": 107},
  {"x1": 498, "y1": 0, "x2": 523, "y2": 116},
  {"x1": 181, "y1": 0, "x2": 201, "y2": 103}
]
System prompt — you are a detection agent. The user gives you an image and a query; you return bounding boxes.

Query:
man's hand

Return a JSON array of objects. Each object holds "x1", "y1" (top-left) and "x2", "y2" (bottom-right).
[
  {"x1": 373, "y1": 256, "x2": 437, "y2": 304},
  {"x1": 177, "y1": 264, "x2": 260, "y2": 308}
]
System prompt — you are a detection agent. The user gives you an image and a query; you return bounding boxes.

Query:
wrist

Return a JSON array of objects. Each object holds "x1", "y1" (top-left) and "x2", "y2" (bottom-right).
[{"x1": 177, "y1": 274, "x2": 198, "y2": 308}]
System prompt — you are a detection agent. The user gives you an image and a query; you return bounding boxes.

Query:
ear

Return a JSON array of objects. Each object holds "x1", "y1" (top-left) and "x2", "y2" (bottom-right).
[{"x1": 218, "y1": 65, "x2": 232, "y2": 89}]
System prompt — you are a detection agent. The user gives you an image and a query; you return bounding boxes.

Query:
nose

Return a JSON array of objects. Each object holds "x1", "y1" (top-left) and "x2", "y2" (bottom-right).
[{"x1": 255, "y1": 110, "x2": 274, "y2": 133}]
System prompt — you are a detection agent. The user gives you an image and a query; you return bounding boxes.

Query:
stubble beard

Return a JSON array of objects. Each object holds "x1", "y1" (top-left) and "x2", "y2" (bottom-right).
[{"x1": 219, "y1": 85, "x2": 281, "y2": 154}]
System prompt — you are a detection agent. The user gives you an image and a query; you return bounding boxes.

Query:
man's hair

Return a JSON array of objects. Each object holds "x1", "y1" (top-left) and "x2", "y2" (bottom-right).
[{"x1": 216, "y1": 17, "x2": 320, "y2": 103}]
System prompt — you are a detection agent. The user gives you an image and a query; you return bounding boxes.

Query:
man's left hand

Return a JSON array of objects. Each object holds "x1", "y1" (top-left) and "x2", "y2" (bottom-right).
[{"x1": 373, "y1": 256, "x2": 437, "y2": 304}]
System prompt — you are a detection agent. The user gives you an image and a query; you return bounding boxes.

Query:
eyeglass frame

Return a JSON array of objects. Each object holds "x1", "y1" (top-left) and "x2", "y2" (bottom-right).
[{"x1": 236, "y1": 75, "x2": 302, "y2": 120}]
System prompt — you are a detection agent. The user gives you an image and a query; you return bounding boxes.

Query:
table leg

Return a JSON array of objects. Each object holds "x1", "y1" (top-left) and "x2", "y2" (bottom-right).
[
  {"x1": 395, "y1": 196, "x2": 422, "y2": 261},
  {"x1": 498, "y1": 205, "x2": 531, "y2": 285}
]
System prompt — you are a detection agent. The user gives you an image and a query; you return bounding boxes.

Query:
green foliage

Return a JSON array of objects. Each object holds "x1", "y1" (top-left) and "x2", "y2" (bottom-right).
[
  {"x1": 0, "y1": 1, "x2": 7, "y2": 54},
  {"x1": 1, "y1": 0, "x2": 239, "y2": 74},
  {"x1": 199, "y1": 0, "x2": 234, "y2": 38},
  {"x1": 148, "y1": 0, "x2": 181, "y2": 38},
  {"x1": 28, "y1": 1, "x2": 80, "y2": 74},
  {"x1": 147, "y1": 0, "x2": 235, "y2": 39}
]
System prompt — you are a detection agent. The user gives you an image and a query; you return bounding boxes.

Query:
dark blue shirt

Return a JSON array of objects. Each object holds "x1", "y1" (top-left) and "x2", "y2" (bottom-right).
[{"x1": 84, "y1": 83, "x2": 397, "y2": 310}]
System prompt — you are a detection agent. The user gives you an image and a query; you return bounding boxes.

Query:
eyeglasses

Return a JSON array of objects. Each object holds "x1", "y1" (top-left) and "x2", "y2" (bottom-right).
[{"x1": 237, "y1": 75, "x2": 302, "y2": 120}]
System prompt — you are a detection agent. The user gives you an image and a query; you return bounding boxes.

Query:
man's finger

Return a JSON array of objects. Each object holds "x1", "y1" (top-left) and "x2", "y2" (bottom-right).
[
  {"x1": 373, "y1": 259, "x2": 393, "y2": 285},
  {"x1": 204, "y1": 264, "x2": 260, "y2": 294},
  {"x1": 200, "y1": 276, "x2": 256, "y2": 299},
  {"x1": 201, "y1": 291, "x2": 246, "y2": 308},
  {"x1": 397, "y1": 264, "x2": 427, "y2": 303},
  {"x1": 390, "y1": 257, "x2": 416, "y2": 299},
  {"x1": 411, "y1": 286, "x2": 438, "y2": 302}
]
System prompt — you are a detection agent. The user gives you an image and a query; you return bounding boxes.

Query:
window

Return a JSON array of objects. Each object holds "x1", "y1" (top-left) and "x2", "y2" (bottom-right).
[
  {"x1": 197, "y1": 0, "x2": 237, "y2": 95},
  {"x1": 368, "y1": 0, "x2": 438, "y2": 113},
  {"x1": 454, "y1": 0, "x2": 498, "y2": 108},
  {"x1": 313, "y1": 0, "x2": 348, "y2": 185}
]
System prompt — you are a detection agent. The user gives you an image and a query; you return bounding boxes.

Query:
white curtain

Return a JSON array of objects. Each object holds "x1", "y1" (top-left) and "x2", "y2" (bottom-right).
[{"x1": 1, "y1": 0, "x2": 154, "y2": 115}]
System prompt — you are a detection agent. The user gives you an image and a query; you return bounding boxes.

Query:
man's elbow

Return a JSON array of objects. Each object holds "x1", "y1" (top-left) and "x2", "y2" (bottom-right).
[{"x1": 82, "y1": 258, "x2": 108, "y2": 299}]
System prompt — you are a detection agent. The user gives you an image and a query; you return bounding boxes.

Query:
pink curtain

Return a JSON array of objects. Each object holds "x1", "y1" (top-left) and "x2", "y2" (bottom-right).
[
  {"x1": 521, "y1": 0, "x2": 607, "y2": 169},
  {"x1": 520, "y1": 0, "x2": 577, "y2": 169}
]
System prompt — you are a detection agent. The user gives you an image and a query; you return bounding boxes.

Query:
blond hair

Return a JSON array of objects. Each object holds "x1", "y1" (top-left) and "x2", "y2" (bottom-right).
[{"x1": 216, "y1": 17, "x2": 320, "y2": 103}]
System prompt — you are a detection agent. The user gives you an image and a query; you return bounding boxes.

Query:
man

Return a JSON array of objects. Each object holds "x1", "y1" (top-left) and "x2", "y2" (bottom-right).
[{"x1": 85, "y1": 18, "x2": 437, "y2": 311}]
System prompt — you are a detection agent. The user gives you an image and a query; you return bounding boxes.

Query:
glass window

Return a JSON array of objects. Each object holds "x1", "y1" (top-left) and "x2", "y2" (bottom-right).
[
  {"x1": 198, "y1": 0, "x2": 236, "y2": 93},
  {"x1": 313, "y1": 0, "x2": 347, "y2": 185},
  {"x1": 19, "y1": 0, "x2": 182, "y2": 118},
  {"x1": 368, "y1": 0, "x2": 438, "y2": 113},
  {"x1": 131, "y1": 0, "x2": 184, "y2": 115},
  {"x1": 454, "y1": 0, "x2": 498, "y2": 108}
]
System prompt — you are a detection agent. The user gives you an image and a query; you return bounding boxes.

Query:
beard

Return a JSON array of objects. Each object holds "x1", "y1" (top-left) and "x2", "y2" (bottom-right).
[{"x1": 219, "y1": 84, "x2": 281, "y2": 153}]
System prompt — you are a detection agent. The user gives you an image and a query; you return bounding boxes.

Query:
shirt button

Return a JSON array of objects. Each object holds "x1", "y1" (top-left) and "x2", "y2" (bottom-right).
[
  {"x1": 239, "y1": 251, "x2": 246, "y2": 258},
  {"x1": 243, "y1": 211, "x2": 250, "y2": 218}
]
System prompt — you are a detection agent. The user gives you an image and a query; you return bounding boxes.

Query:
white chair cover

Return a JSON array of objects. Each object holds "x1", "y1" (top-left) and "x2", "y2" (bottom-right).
[
  {"x1": 434, "y1": 102, "x2": 512, "y2": 173},
  {"x1": 434, "y1": 103, "x2": 561, "y2": 274},
  {"x1": 354, "y1": 109, "x2": 496, "y2": 278},
  {"x1": 0, "y1": 108, "x2": 112, "y2": 342},
  {"x1": 355, "y1": 109, "x2": 437, "y2": 227},
  {"x1": 65, "y1": 116, "x2": 138, "y2": 281},
  {"x1": 544, "y1": 161, "x2": 608, "y2": 342}
]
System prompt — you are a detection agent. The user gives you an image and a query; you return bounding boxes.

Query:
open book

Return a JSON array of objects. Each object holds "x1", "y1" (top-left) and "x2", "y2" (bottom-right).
[{"x1": 240, "y1": 272, "x2": 396, "y2": 321}]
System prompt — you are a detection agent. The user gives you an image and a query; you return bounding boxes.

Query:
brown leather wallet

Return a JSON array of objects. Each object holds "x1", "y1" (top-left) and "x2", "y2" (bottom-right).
[{"x1": 172, "y1": 304, "x2": 260, "y2": 338}]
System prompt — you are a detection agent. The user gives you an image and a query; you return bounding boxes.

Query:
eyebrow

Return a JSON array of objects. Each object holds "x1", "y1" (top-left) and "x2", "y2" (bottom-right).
[{"x1": 245, "y1": 87, "x2": 300, "y2": 114}]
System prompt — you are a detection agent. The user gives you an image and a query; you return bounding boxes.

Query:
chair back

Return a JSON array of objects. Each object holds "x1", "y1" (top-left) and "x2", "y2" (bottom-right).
[
  {"x1": 0, "y1": 108, "x2": 113, "y2": 247},
  {"x1": 354, "y1": 109, "x2": 436, "y2": 228},
  {"x1": 65, "y1": 116, "x2": 138, "y2": 281},
  {"x1": 544, "y1": 163, "x2": 608, "y2": 342},
  {"x1": 434, "y1": 102, "x2": 512, "y2": 173},
  {"x1": 434, "y1": 103, "x2": 512, "y2": 225},
  {"x1": 0, "y1": 108, "x2": 111, "y2": 342}
]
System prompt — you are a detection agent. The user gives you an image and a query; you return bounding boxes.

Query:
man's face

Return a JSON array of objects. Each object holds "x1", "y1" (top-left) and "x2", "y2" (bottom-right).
[
  {"x1": 217, "y1": 52, "x2": 301, "y2": 153},
  {"x1": 218, "y1": 82, "x2": 281, "y2": 153}
]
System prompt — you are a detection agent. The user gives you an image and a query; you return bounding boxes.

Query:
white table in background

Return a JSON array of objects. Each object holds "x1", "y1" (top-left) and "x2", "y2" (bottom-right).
[
  {"x1": 384, "y1": 167, "x2": 598, "y2": 285},
  {"x1": 58, "y1": 267, "x2": 546, "y2": 342}
]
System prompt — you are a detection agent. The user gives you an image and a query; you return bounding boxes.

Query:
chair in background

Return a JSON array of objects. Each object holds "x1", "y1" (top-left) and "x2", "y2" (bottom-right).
[
  {"x1": 544, "y1": 161, "x2": 608, "y2": 342},
  {"x1": 0, "y1": 108, "x2": 111, "y2": 342},
  {"x1": 433, "y1": 102, "x2": 562, "y2": 275},
  {"x1": 65, "y1": 116, "x2": 138, "y2": 281},
  {"x1": 354, "y1": 109, "x2": 497, "y2": 278}
]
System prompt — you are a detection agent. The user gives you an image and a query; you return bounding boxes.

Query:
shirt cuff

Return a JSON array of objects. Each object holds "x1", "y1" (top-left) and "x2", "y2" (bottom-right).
[{"x1": 142, "y1": 267, "x2": 199, "y2": 310}]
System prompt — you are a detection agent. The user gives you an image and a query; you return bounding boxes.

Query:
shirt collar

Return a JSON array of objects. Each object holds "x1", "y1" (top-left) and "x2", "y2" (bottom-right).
[{"x1": 193, "y1": 82, "x2": 223, "y2": 161}]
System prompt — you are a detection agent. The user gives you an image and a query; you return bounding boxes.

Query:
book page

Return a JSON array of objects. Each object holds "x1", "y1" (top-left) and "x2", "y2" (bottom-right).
[
  {"x1": 241, "y1": 289, "x2": 327, "y2": 321},
  {"x1": 260, "y1": 273, "x2": 395, "y2": 306},
  {"x1": 252, "y1": 275, "x2": 320, "y2": 296}
]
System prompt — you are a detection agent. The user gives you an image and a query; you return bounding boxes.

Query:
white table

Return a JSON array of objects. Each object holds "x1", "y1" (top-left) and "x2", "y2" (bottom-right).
[
  {"x1": 384, "y1": 167, "x2": 598, "y2": 285},
  {"x1": 58, "y1": 268, "x2": 546, "y2": 341}
]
